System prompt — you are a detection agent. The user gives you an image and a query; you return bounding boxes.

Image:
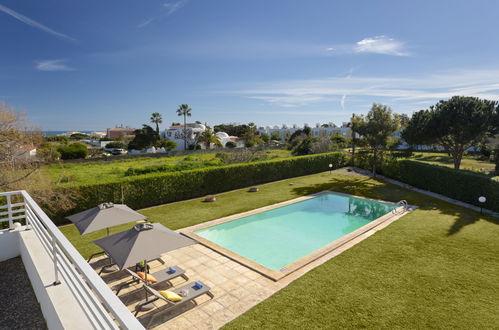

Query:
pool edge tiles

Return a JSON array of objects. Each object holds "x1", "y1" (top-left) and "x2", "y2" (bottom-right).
[{"x1": 180, "y1": 191, "x2": 415, "y2": 281}]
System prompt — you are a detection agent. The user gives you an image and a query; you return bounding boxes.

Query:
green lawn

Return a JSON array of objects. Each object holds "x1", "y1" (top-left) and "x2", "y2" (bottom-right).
[
  {"x1": 60, "y1": 170, "x2": 499, "y2": 329},
  {"x1": 409, "y1": 152, "x2": 495, "y2": 174},
  {"x1": 44, "y1": 149, "x2": 291, "y2": 187}
]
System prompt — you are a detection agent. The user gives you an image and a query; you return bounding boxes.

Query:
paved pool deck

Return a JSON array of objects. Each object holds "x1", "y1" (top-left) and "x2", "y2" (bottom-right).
[{"x1": 91, "y1": 199, "x2": 410, "y2": 330}]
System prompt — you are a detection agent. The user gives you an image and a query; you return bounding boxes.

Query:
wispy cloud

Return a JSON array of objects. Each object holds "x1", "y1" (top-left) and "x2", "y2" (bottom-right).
[
  {"x1": 234, "y1": 69, "x2": 499, "y2": 111},
  {"x1": 137, "y1": 18, "x2": 155, "y2": 28},
  {"x1": 0, "y1": 4, "x2": 75, "y2": 41},
  {"x1": 327, "y1": 35, "x2": 409, "y2": 56},
  {"x1": 35, "y1": 59, "x2": 74, "y2": 71},
  {"x1": 163, "y1": 0, "x2": 188, "y2": 15},
  {"x1": 138, "y1": 0, "x2": 188, "y2": 28},
  {"x1": 340, "y1": 68, "x2": 354, "y2": 110},
  {"x1": 355, "y1": 35, "x2": 408, "y2": 56}
]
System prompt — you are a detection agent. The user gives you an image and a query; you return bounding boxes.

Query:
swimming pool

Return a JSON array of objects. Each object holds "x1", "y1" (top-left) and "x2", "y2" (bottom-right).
[{"x1": 184, "y1": 191, "x2": 403, "y2": 280}]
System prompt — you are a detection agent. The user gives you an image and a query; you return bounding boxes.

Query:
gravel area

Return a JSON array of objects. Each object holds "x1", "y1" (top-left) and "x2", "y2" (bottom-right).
[{"x1": 0, "y1": 257, "x2": 46, "y2": 329}]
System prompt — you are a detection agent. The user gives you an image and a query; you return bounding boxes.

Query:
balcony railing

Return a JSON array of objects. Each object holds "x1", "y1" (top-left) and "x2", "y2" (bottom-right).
[{"x1": 0, "y1": 190, "x2": 144, "y2": 330}]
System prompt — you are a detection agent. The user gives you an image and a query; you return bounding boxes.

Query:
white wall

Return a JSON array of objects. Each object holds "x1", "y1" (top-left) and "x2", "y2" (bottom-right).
[{"x1": 0, "y1": 229, "x2": 20, "y2": 262}]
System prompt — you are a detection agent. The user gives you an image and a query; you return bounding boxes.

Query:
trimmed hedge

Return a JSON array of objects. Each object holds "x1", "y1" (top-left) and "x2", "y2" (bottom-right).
[
  {"x1": 396, "y1": 161, "x2": 498, "y2": 212},
  {"x1": 53, "y1": 152, "x2": 347, "y2": 222},
  {"x1": 354, "y1": 154, "x2": 499, "y2": 212}
]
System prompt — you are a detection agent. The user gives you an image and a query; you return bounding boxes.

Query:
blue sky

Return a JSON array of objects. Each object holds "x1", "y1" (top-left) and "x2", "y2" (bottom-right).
[{"x1": 1, "y1": 0, "x2": 499, "y2": 131}]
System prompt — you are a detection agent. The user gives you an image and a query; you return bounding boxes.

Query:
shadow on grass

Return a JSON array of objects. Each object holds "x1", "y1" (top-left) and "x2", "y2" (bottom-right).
[{"x1": 291, "y1": 175, "x2": 499, "y2": 236}]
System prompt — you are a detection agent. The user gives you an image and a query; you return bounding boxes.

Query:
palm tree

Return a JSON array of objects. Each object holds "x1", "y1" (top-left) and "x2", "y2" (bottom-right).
[
  {"x1": 198, "y1": 127, "x2": 222, "y2": 149},
  {"x1": 176, "y1": 104, "x2": 192, "y2": 150},
  {"x1": 150, "y1": 112, "x2": 163, "y2": 134}
]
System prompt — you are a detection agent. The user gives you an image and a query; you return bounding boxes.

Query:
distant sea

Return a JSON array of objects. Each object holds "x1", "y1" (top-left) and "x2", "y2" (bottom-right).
[{"x1": 42, "y1": 130, "x2": 102, "y2": 137}]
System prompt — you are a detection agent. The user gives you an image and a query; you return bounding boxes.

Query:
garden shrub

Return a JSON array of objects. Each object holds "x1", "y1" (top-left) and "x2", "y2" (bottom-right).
[
  {"x1": 124, "y1": 159, "x2": 223, "y2": 176},
  {"x1": 156, "y1": 140, "x2": 177, "y2": 151},
  {"x1": 57, "y1": 143, "x2": 88, "y2": 160},
  {"x1": 53, "y1": 152, "x2": 348, "y2": 222},
  {"x1": 105, "y1": 141, "x2": 127, "y2": 149}
]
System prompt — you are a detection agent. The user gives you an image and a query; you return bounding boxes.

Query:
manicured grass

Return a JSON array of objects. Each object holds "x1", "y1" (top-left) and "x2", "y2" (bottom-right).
[
  {"x1": 60, "y1": 170, "x2": 499, "y2": 328},
  {"x1": 44, "y1": 149, "x2": 291, "y2": 186},
  {"x1": 224, "y1": 175, "x2": 499, "y2": 329},
  {"x1": 409, "y1": 152, "x2": 495, "y2": 174}
]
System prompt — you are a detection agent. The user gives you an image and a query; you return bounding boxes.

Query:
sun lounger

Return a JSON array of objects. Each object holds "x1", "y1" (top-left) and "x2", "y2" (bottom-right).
[
  {"x1": 135, "y1": 281, "x2": 213, "y2": 316},
  {"x1": 115, "y1": 267, "x2": 189, "y2": 295}
]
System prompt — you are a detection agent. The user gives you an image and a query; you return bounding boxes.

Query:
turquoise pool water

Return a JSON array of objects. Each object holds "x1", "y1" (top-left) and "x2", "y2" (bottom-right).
[{"x1": 195, "y1": 193, "x2": 397, "y2": 271}]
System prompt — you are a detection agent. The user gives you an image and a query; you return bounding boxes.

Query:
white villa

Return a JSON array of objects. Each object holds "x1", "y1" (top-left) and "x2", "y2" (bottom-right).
[{"x1": 163, "y1": 124, "x2": 244, "y2": 150}]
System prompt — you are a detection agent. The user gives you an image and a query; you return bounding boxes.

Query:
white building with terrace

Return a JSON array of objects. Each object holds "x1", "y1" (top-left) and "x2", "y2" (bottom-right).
[{"x1": 163, "y1": 124, "x2": 243, "y2": 150}]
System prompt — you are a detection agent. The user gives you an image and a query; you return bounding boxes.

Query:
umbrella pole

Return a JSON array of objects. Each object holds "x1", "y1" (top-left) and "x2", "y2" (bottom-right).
[
  {"x1": 139, "y1": 259, "x2": 155, "y2": 312},
  {"x1": 144, "y1": 259, "x2": 149, "y2": 302}
]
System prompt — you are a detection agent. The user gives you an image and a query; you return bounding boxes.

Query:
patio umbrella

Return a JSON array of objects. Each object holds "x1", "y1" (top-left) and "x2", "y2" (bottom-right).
[
  {"x1": 93, "y1": 222, "x2": 195, "y2": 308},
  {"x1": 93, "y1": 222, "x2": 195, "y2": 270},
  {"x1": 66, "y1": 202, "x2": 147, "y2": 236}
]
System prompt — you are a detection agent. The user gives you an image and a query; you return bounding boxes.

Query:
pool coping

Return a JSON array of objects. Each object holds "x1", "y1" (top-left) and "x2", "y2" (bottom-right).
[{"x1": 180, "y1": 191, "x2": 416, "y2": 281}]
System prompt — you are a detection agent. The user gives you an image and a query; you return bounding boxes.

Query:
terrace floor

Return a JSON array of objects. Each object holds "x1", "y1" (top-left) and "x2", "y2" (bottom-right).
[
  {"x1": 0, "y1": 257, "x2": 46, "y2": 329},
  {"x1": 92, "y1": 206, "x2": 405, "y2": 330}
]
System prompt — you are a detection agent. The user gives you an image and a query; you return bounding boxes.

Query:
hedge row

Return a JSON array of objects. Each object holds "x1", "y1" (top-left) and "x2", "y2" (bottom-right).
[
  {"x1": 53, "y1": 152, "x2": 347, "y2": 222},
  {"x1": 354, "y1": 153, "x2": 499, "y2": 212}
]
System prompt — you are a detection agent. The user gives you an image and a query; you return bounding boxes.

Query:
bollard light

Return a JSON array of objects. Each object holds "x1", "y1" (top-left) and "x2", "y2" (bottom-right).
[
  {"x1": 329, "y1": 163, "x2": 333, "y2": 174},
  {"x1": 478, "y1": 196, "x2": 486, "y2": 214}
]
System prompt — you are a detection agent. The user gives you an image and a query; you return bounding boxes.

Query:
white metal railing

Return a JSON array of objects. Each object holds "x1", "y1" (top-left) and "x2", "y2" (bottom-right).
[{"x1": 0, "y1": 190, "x2": 144, "y2": 330}]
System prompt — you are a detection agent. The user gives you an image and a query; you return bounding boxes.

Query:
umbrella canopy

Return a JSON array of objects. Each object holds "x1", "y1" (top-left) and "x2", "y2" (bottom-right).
[
  {"x1": 66, "y1": 202, "x2": 147, "y2": 235},
  {"x1": 93, "y1": 223, "x2": 195, "y2": 269}
]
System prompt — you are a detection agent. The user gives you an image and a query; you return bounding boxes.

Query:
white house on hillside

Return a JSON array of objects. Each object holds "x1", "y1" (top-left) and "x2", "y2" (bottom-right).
[
  {"x1": 163, "y1": 124, "x2": 244, "y2": 150},
  {"x1": 215, "y1": 132, "x2": 245, "y2": 148},
  {"x1": 163, "y1": 123, "x2": 206, "y2": 150}
]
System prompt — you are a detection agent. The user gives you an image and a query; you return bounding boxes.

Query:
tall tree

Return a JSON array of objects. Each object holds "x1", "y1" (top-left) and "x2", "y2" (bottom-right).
[
  {"x1": 198, "y1": 127, "x2": 222, "y2": 149},
  {"x1": 357, "y1": 104, "x2": 400, "y2": 177},
  {"x1": 128, "y1": 125, "x2": 160, "y2": 150},
  {"x1": 176, "y1": 104, "x2": 192, "y2": 150},
  {"x1": 150, "y1": 112, "x2": 163, "y2": 134},
  {"x1": 0, "y1": 103, "x2": 75, "y2": 213},
  {"x1": 241, "y1": 122, "x2": 262, "y2": 147},
  {"x1": 402, "y1": 96, "x2": 498, "y2": 169},
  {"x1": 347, "y1": 113, "x2": 363, "y2": 167}
]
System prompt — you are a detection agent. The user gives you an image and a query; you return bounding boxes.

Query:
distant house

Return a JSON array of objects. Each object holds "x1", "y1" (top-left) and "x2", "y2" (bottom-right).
[
  {"x1": 163, "y1": 124, "x2": 243, "y2": 150},
  {"x1": 106, "y1": 126, "x2": 136, "y2": 140},
  {"x1": 163, "y1": 123, "x2": 207, "y2": 150},
  {"x1": 14, "y1": 145, "x2": 37, "y2": 161},
  {"x1": 89, "y1": 131, "x2": 106, "y2": 139},
  {"x1": 215, "y1": 132, "x2": 245, "y2": 148}
]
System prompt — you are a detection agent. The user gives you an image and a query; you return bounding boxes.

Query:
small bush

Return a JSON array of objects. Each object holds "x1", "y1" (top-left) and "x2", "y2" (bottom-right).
[
  {"x1": 105, "y1": 141, "x2": 127, "y2": 149},
  {"x1": 44, "y1": 136, "x2": 68, "y2": 143},
  {"x1": 188, "y1": 144, "x2": 202, "y2": 150},
  {"x1": 57, "y1": 143, "x2": 88, "y2": 160},
  {"x1": 157, "y1": 140, "x2": 177, "y2": 151},
  {"x1": 124, "y1": 159, "x2": 224, "y2": 176},
  {"x1": 225, "y1": 141, "x2": 236, "y2": 148}
]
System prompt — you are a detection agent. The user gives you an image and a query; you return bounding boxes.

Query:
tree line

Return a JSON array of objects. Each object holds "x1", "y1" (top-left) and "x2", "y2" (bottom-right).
[{"x1": 349, "y1": 96, "x2": 499, "y2": 175}]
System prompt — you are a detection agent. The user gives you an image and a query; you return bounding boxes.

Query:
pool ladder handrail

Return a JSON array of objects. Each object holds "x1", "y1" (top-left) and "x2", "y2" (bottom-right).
[{"x1": 393, "y1": 200, "x2": 408, "y2": 214}]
